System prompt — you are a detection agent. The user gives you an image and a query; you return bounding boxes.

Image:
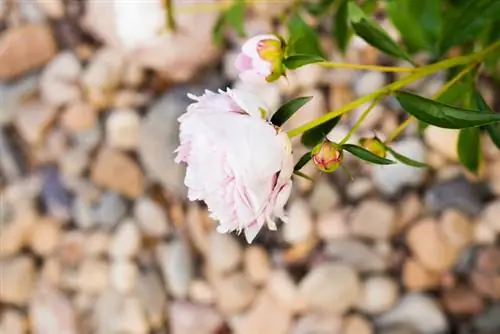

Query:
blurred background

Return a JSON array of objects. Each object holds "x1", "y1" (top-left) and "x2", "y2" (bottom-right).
[{"x1": 1, "y1": 0, "x2": 500, "y2": 333}]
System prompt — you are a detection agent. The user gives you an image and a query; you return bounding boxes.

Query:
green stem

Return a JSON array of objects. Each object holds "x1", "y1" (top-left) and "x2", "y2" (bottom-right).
[
  {"x1": 320, "y1": 61, "x2": 415, "y2": 73},
  {"x1": 340, "y1": 97, "x2": 380, "y2": 144},
  {"x1": 165, "y1": 0, "x2": 177, "y2": 31}
]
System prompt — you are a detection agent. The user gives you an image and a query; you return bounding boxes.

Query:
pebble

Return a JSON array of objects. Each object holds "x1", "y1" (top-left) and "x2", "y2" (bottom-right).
[
  {"x1": 40, "y1": 52, "x2": 82, "y2": 107},
  {"x1": 283, "y1": 199, "x2": 314, "y2": 244},
  {"x1": 424, "y1": 127, "x2": 459, "y2": 161},
  {"x1": 29, "y1": 282, "x2": 78, "y2": 334},
  {"x1": 291, "y1": 313, "x2": 343, "y2": 334},
  {"x1": 208, "y1": 232, "x2": 243, "y2": 274},
  {"x1": 325, "y1": 239, "x2": 387, "y2": 272},
  {"x1": 85, "y1": 232, "x2": 110, "y2": 257},
  {"x1": 0, "y1": 256, "x2": 36, "y2": 305},
  {"x1": 342, "y1": 314, "x2": 374, "y2": 334},
  {"x1": 157, "y1": 240, "x2": 193, "y2": 299},
  {"x1": 58, "y1": 231, "x2": 86, "y2": 266},
  {"x1": 35, "y1": 0, "x2": 64, "y2": 18},
  {"x1": 134, "y1": 196, "x2": 170, "y2": 237},
  {"x1": 72, "y1": 197, "x2": 97, "y2": 229},
  {"x1": 474, "y1": 221, "x2": 497, "y2": 244},
  {"x1": 14, "y1": 102, "x2": 57, "y2": 146},
  {"x1": 72, "y1": 122, "x2": 103, "y2": 152},
  {"x1": 440, "y1": 209, "x2": 473, "y2": 249},
  {"x1": 40, "y1": 165, "x2": 72, "y2": 221},
  {"x1": 59, "y1": 147, "x2": 90, "y2": 177},
  {"x1": 244, "y1": 246, "x2": 271, "y2": 285},
  {"x1": 0, "y1": 24, "x2": 57, "y2": 80},
  {"x1": 298, "y1": 263, "x2": 361, "y2": 314},
  {"x1": 316, "y1": 209, "x2": 349, "y2": 240},
  {"x1": 188, "y1": 279, "x2": 215, "y2": 305},
  {"x1": 110, "y1": 259, "x2": 139, "y2": 293},
  {"x1": 137, "y1": 270, "x2": 167, "y2": 330},
  {"x1": 77, "y1": 259, "x2": 109, "y2": 294},
  {"x1": 357, "y1": 276, "x2": 399, "y2": 314},
  {"x1": 0, "y1": 210, "x2": 37, "y2": 258},
  {"x1": 233, "y1": 292, "x2": 293, "y2": 334},
  {"x1": 375, "y1": 293, "x2": 448, "y2": 334},
  {"x1": 109, "y1": 219, "x2": 141, "y2": 259},
  {"x1": 110, "y1": 296, "x2": 149, "y2": 334},
  {"x1": 372, "y1": 138, "x2": 427, "y2": 196},
  {"x1": 398, "y1": 194, "x2": 422, "y2": 231},
  {"x1": 105, "y1": 109, "x2": 141, "y2": 150},
  {"x1": 402, "y1": 259, "x2": 440, "y2": 291},
  {"x1": 94, "y1": 192, "x2": 127, "y2": 229},
  {"x1": 407, "y1": 218, "x2": 459, "y2": 272},
  {"x1": 472, "y1": 303, "x2": 500, "y2": 334},
  {"x1": 350, "y1": 200, "x2": 396, "y2": 240},
  {"x1": 267, "y1": 270, "x2": 302, "y2": 313},
  {"x1": 0, "y1": 74, "x2": 39, "y2": 126},
  {"x1": 41, "y1": 257, "x2": 61, "y2": 286},
  {"x1": 0, "y1": 310, "x2": 27, "y2": 334},
  {"x1": 91, "y1": 148, "x2": 144, "y2": 198},
  {"x1": 471, "y1": 246, "x2": 500, "y2": 298},
  {"x1": 481, "y1": 200, "x2": 500, "y2": 232},
  {"x1": 61, "y1": 102, "x2": 98, "y2": 133},
  {"x1": 213, "y1": 272, "x2": 255, "y2": 314},
  {"x1": 346, "y1": 178, "x2": 374, "y2": 200},
  {"x1": 308, "y1": 181, "x2": 340, "y2": 214},
  {"x1": 441, "y1": 285, "x2": 484, "y2": 316},
  {"x1": 169, "y1": 301, "x2": 223, "y2": 334},
  {"x1": 28, "y1": 217, "x2": 61, "y2": 256},
  {"x1": 354, "y1": 71, "x2": 385, "y2": 97}
]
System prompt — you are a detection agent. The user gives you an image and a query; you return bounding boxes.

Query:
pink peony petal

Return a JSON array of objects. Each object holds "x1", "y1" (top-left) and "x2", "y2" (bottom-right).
[{"x1": 235, "y1": 53, "x2": 253, "y2": 71}]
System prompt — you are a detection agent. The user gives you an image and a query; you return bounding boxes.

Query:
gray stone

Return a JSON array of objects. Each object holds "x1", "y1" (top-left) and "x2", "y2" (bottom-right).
[
  {"x1": 325, "y1": 240, "x2": 387, "y2": 272},
  {"x1": 94, "y1": 192, "x2": 127, "y2": 229},
  {"x1": 472, "y1": 303, "x2": 500, "y2": 334},
  {"x1": 134, "y1": 196, "x2": 170, "y2": 237},
  {"x1": 157, "y1": 240, "x2": 193, "y2": 299},
  {"x1": 137, "y1": 270, "x2": 167, "y2": 330},
  {"x1": 0, "y1": 74, "x2": 39, "y2": 126},
  {"x1": 169, "y1": 301, "x2": 223, "y2": 334}
]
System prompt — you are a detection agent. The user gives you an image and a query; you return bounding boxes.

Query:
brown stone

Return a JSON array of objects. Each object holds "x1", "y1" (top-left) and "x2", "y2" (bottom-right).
[
  {"x1": 61, "y1": 103, "x2": 98, "y2": 133},
  {"x1": 471, "y1": 246, "x2": 500, "y2": 299},
  {"x1": 403, "y1": 258, "x2": 441, "y2": 291},
  {"x1": 442, "y1": 285, "x2": 484, "y2": 316},
  {"x1": 0, "y1": 25, "x2": 57, "y2": 80},
  {"x1": 91, "y1": 148, "x2": 144, "y2": 198}
]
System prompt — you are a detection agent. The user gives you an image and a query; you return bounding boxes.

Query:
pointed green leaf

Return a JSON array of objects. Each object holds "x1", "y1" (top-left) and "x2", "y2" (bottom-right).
[
  {"x1": 475, "y1": 91, "x2": 500, "y2": 149},
  {"x1": 395, "y1": 91, "x2": 500, "y2": 129},
  {"x1": 334, "y1": 0, "x2": 350, "y2": 53},
  {"x1": 386, "y1": 147, "x2": 427, "y2": 168},
  {"x1": 225, "y1": 0, "x2": 246, "y2": 38},
  {"x1": 458, "y1": 127, "x2": 482, "y2": 173},
  {"x1": 212, "y1": 14, "x2": 226, "y2": 45},
  {"x1": 287, "y1": 14, "x2": 326, "y2": 58},
  {"x1": 271, "y1": 96, "x2": 313, "y2": 127},
  {"x1": 304, "y1": 0, "x2": 337, "y2": 16},
  {"x1": 386, "y1": 0, "x2": 429, "y2": 52},
  {"x1": 294, "y1": 152, "x2": 312, "y2": 171},
  {"x1": 342, "y1": 144, "x2": 396, "y2": 165},
  {"x1": 301, "y1": 117, "x2": 342, "y2": 148},
  {"x1": 283, "y1": 54, "x2": 325, "y2": 69},
  {"x1": 293, "y1": 170, "x2": 314, "y2": 182}
]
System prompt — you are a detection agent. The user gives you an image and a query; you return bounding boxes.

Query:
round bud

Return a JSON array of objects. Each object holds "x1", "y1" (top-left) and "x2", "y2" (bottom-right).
[{"x1": 311, "y1": 141, "x2": 343, "y2": 173}]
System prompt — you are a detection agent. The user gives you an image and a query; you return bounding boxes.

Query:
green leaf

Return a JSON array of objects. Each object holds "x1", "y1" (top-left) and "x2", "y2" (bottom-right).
[
  {"x1": 333, "y1": 0, "x2": 350, "y2": 53},
  {"x1": 458, "y1": 127, "x2": 482, "y2": 173},
  {"x1": 293, "y1": 170, "x2": 314, "y2": 182},
  {"x1": 386, "y1": 0, "x2": 429, "y2": 52},
  {"x1": 475, "y1": 91, "x2": 500, "y2": 149},
  {"x1": 436, "y1": 81, "x2": 470, "y2": 106},
  {"x1": 225, "y1": 0, "x2": 246, "y2": 38},
  {"x1": 304, "y1": 0, "x2": 337, "y2": 16},
  {"x1": 386, "y1": 147, "x2": 427, "y2": 168},
  {"x1": 287, "y1": 14, "x2": 326, "y2": 58},
  {"x1": 438, "y1": 0, "x2": 500, "y2": 55},
  {"x1": 294, "y1": 152, "x2": 312, "y2": 171},
  {"x1": 282, "y1": 54, "x2": 325, "y2": 69},
  {"x1": 212, "y1": 14, "x2": 226, "y2": 45},
  {"x1": 271, "y1": 96, "x2": 313, "y2": 127},
  {"x1": 342, "y1": 144, "x2": 396, "y2": 165},
  {"x1": 395, "y1": 91, "x2": 500, "y2": 129},
  {"x1": 301, "y1": 117, "x2": 342, "y2": 148}
]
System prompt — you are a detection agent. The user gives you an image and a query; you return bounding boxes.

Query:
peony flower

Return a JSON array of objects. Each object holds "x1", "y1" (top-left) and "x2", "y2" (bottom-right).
[
  {"x1": 235, "y1": 34, "x2": 286, "y2": 84},
  {"x1": 175, "y1": 88, "x2": 294, "y2": 243},
  {"x1": 311, "y1": 141, "x2": 343, "y2": 172}
]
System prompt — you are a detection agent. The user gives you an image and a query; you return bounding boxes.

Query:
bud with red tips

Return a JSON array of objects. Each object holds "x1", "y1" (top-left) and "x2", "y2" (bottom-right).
[{"x1": 311, "y1": 141, "x2": 343, "y2": 172}]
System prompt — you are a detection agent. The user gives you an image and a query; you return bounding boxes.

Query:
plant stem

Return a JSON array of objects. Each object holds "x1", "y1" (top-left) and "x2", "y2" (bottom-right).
[
  {"x1": 165, "y1": 0, "x2": 177, "y2": 31},
  {"x1": 320, "y1": 61, "x2": 415, "y2": 73},
  {"x1": 340, "y1": 97, "x2": 380, "y2": 144}
]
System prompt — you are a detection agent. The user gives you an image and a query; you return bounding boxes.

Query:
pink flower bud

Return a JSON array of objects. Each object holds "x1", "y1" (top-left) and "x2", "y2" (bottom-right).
[
  {"x1": 311, "y1": 141, "x2": 343, "y2": 173},
  {"x1": 235, "y1": 34, "x2": 285, "y2": 84}
]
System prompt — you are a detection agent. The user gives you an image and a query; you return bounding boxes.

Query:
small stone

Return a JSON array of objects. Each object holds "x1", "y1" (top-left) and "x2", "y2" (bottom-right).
[
  {"x1": 442, "y1": 285, "x2": 484, "y2": 316},
  {"x1": 375, "y1": 294, "x2": 448, "y2": 334},
  {"x1": 188, "y1": 279, "x2": 215, "y2": 305},
  {"x1": 298, "y1": 263, "x2": 361, "y2": 315},
  {"x1": 91, "y1": 148, "x2": 144, "y2": 198},
  {"x1": 137, "y1": 270, "x2": 167, "y2": 330},
  {"x1": 106, "y1": 109, "x2": 141, "y2": 150},
  {"x1": 109, "y1": 219, "x2": 141, "y2": 259},
  {"x1": 325, "y1": 240, "x2": 387, "y2": 272},
  {"x1": 474, "y1": 221, "x2": 496, "y2": 244},
  {"x1": 111, "y1": 296, "x2": 149, "y2": 334},
  {"x1": 29, "y1": 282, "x2": 78, "y2": 334},
  {"x1": 346, "y1": 178, "x2": 373, "y2": 200},
  {"x1": 213, "y1": 272, "x2": 255, "y2": 314},
  {"x1": 94, "y1": 192, "x2": 127, "y2": 229},
  {"x1": 308, "y1": 181, "x2": 340, "y2": 214},
  {"x1": 402, "y1": 259, "x2": 440, "y2": 291},
  {"x1": 407, "y1": 218, "x2": 459, "y2": 272},
  {"x1": 233, "y1": 292, "x2": 292, "y2": 334},
  {"x1": 317, "y1": 209, "x2": 349, "y2": 240},
  {"x1": 14, "y1": 102, "x2": 57, "y2": 146},
  {"x1": 0, "y1": 310, "x2": 27, "y2": 334},
  {"x1": 73, "y1": 122, "x2": 103, "y2": 152},
  {"x1": 85, "y1": 231, "x2": 110, "y2": 257},
  {"x1": 59, "y1": 147, "x2": 89, "y2": 177},
  {"x1": 372, "y1": 138, "x2": 426, "y2": 196},
  {"x1": 471, "y1": 246, "x2": 500, "y2": 299},
  {"x1": 58, "y1": 231, "x2": 85, "y2": 266},
  {"x1": 208, "y1": 232, "x2": 243, "y2": 274},
  {"x1": 267, "y1": 270, "x2": 302, "y2": 313},
  {"x1": 72, "y1": 197, "x2": 96, "y2": 229},
  {"x1": 357, "y1": 276, "x2": 399, "y2": 314},
  {"x1": 169, "y1": 301, "x2": 223, "y2": 334},
  {"x1": 350, "y1": 200, "x2": 396, "y2": 240},
  {"x1": 354, "y1": 71, "x2": 385, "y2": 97},
  {"x1": 36, "y1": 0, "x2": 64, "y2": 18},
  {"x1": 77, "y1": 259, "x2": 109, "y2": 294},
  {"x1": 28, "y1": 217, "x2": 61, "y2": 256},
  {"x1": 244, "y1": 246, "x2": 271, "y2": 285},
  {"x1": 482, "y1": 200, "x2": 500, "y2": 232},
  {"x1": 291, "y1": 313, "x2": 343, "y2": 334},
  {"x1": 342, "y1": 314, "x2": 374, "y2": 334},
  {"x1": 283, "y1": 199, "x2": 314, "y2": 244},
  {"x1": 440, "y1": 209, "x2": 473, "y2": 249},
  {"x1": 0, "y1": 24, "x2": 57, "y2": 80},
  {"x1": 0, "y1": 211, "x2": 37, "y2": 258},
  {"x1": 40, "y1": 257, "x2": 61, "y2": 286},
  {"x1": 0, "y1": 74, "x2": 39, "y2": 126},
  {"x1": 40, "y1": 166, "x2": 72, "y2": 222},
  {"x1": 472, "y1": 303, "x2": 500, "y2": 334},
  {"x1": 424, "y1": 127, "x2": 459, "y2": 161},
  {"x1": 110, "y1": 259, "x2": 138, "y2": 293},
  {"x1": 0, "y1": 256, "x2": 36, "y2": 305},
  {"x1": 398, "y1": 194, "x2": 422, "y2": 231},
  {"x1": 61, "y1": 103, "x2": 98, "y2": 133},
  {"x1": 157, "y1": 240, "x2": 193, "y2": 299},
  {"x1": 134, "y1": 196, "x2": 170, "y2": 237},
  {"x1": 40, "y1": 52, "x2": 82, "y2": 107}
]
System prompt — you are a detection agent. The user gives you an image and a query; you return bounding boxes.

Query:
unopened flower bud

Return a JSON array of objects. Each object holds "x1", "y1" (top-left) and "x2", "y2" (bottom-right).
[
  {"x1": 359, "y1": 137, "x2": 387, "y2": 158},
  {"x1": 311, "y1": 141, "x2": 343, "y2": 172},
  {"x1": 235, "y1": 34, "x2": 286, "y2": 83}
]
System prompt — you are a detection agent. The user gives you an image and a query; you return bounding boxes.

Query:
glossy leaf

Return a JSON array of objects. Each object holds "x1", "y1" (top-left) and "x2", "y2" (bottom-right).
[
  {"x1": 271, "y1": 96, "x2": 313, "y2": 127},
  {"x1": 458, "y1": 127, "x2": 482, "y2": 173},
  {"x1": 301, "y1": 117, "x2": 342, "y2": 148},
  {"x1": 395, "y1": 91, "x2": 500, "y2": 129},
  {"x1": 287, "y1": 14, "x2": 326, "y2": 58},
  {"x1": 342, "y1": 144, "x2": 396, "y2": 165},
  {"x1": 475, "y1": 91, "x2": 500, "y2": 149},
  {"x1": 388, "y1": 147, "x2": 427, "y2": 168},
  {"x1": 387, "y1": 0, "x2": 429, "y2": 52},
  {"x1": 294, "y1": 152, "x2": 312, "y2": 171},
  {"x1": 283, "y1": 54, "x2": 325, "y2": 69},
  {"x1": 334, "y1": 0, "x2": 350, "y2": 53}
]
